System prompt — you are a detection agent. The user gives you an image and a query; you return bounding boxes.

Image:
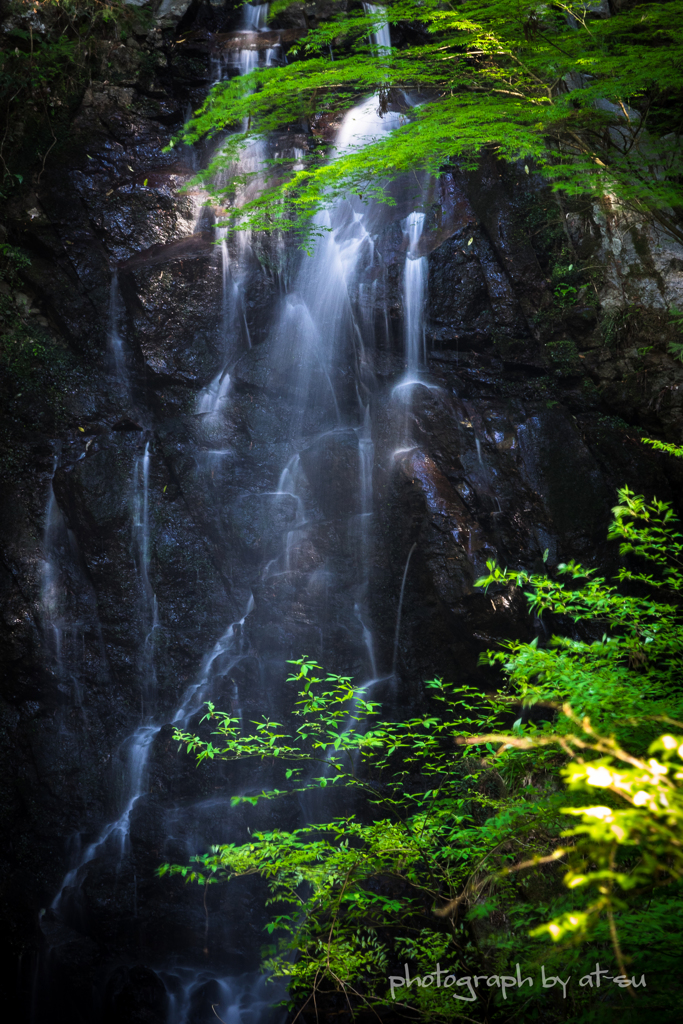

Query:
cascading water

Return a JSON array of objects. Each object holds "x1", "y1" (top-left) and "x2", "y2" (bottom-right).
[
  {"x1": 353, "y1": 404, "x2": 378, "y2": 679},
  {"x1": 41, "y1": 458, "x2": 67, "y2": 676},
  {"x1": 9, "y1": 0, "x2": 659, "y2": 1014},
  {"x1": 39, "y1": 455, "x2": 106, "y2": 718},
  {"x1": 196, "y1": 3, "x2": 277, "y2": 436},
  {"x1": 391, "y1": 210, "x2": 431, "y2": 444},
  {"x1": 132, "y1": 441, "x2": 159, "y2": 704},
  {"x1": 402, "y1": 211, "x2": 428, "y2": 375},
  {"x1": 47, "y1": 439, "x2": 162, "y2": 913},
  {"x1": 363, "y1": 2, "x2": 392, "y2": 51},
  {"x1": 37, "y1": 9, "x2": 439, "y2": 1017},
  {"x1": 392, "y1": 541, "x2": 417, "y2": 673}
]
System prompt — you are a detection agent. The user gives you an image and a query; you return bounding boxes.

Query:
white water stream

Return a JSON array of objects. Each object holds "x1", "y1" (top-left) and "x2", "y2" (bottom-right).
[
  {"x1": 363, "y1": 2, "x2": 392, "y2": 51},
  {"x1": 403, "y1": 211, "x2": 428, "y2": 374},
  {"x1": 107, "y1": 273, "x2": 128, "y2": 389}
]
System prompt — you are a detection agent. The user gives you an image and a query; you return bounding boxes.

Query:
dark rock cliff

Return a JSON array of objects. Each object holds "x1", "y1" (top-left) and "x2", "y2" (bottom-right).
[{"x1": 1, "y1": 2, "x2": 683, "y2": 1021}]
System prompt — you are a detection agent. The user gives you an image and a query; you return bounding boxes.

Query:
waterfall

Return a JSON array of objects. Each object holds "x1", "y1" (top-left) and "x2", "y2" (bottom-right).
[
  {"x1": 233, "y1": 2, "x2": 280, "y2": 77},
  {"x1": 402, "y1": 211, "x2": 428, "y2": 375},
  {"x1": 391, "y1": 210, "x2": 433, "y2": 446},
  {"x1": 41, "y1": 24, "x2": 436, "y2": 1015},
  {"x1": 272, "y1": 454, "x2": 308, "y2": 574},
  {"x1": 241, "y1": 1, "x2": 268, "y2": 32},
  {"x1": 196, "y1": 2, "x2": 278, "y2": 431},
  {"x1": 39, "y1": 455, "x2": 105, "y2": 714},
  {"x1": 363, "y1": 2, "x2": 391, "y2": 51},
  {"x1": 392, "y1": 542, "x2": 417, "y2": 673},
  {"x1": 49, "y1": 440, "x2": 161, "y2": 907},
  {"x1": 40, "y1": 458, "x2": 65, "y2": 675},
  {"x1": 132, "y1": 441, "x2": 159, "y2": 702}
]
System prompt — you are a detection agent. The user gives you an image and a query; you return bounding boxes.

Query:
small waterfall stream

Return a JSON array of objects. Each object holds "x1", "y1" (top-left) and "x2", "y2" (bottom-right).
[
  {"x1": 403, "y1": 211, "x2": 428, "y2": 375},
  {"x1": 41, "y1": 458, "x2": 67, "y2": 676},
  {"x1": 107, "y1": 274, "x2": 128, "y2": 390},
  {"x1": 132, "y1": 441, "x2": 159, "y2": 705},
  {"x1": 363, "y1": 2, "x2": 392, "y2": 51}
]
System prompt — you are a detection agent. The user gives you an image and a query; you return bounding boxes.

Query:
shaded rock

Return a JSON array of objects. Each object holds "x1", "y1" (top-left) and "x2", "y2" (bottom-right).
[
  {"x1": 228, "y1": 491, "x2": 300, "y2": 557},
  {"x1": 299, "y1": 429, "x2": 361, "y2": 518},
  {"x1": 103, "y1": 965, "x2": 169, "y2": 1024}
]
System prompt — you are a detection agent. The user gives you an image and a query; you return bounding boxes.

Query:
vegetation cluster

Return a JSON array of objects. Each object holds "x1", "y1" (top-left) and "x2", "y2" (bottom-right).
[
  {"x1": 162, "y1": 442, "x2": 683, "y2": 1024},
  {"x1": 174, "y1": 0, "x2": 683, "y2": 245}
]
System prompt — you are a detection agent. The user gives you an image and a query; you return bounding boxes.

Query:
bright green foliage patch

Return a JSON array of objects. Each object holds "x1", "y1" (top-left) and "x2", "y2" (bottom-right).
[
  {"x1": 172, "y1": 0, "x2": 683, "y2": 243},
  {"x1": 476, "y1": 484, "x2": 683, "y2": 743},
  {"x1": 161, "y1": 441, "x2": 683, "y2": 1023}
]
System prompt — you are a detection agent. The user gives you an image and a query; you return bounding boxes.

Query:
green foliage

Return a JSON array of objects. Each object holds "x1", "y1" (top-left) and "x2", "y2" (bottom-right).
[
  {"x1": 550, "y1": 257, "x2": 581, "y2": 307},
  {"x1": 172, "y1": 0, "x2": 683, "y2": 243},
  {"x1": 0, "y1": 0, "x2": 147, "y2": 185},
  {"x1": 0, "y1": 243, "x2": 31, "y2": 283},
  {"x1": 163, "y1": 667, "x2": 575, "y2": 1020},
  {"x1": 545, "y1": 338, "x2": 580, "y2": 375},
  {"x1": 548, "y1": 730, "x2": 683, "y2": 949},
  {"x1": 161, "y1": 440, "x2": 683, "y2": 1021},
  {"x1": 465, "y1": 715, "x2": 683, "y2": 968},
  {"x1": 476, "y1": 485, "x2": 683, "y2": 744}
]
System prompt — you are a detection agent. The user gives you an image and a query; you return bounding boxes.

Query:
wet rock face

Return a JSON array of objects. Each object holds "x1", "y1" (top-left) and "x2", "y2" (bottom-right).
[
  {"x1": 2, "y1": 5, "x2": 683, "y2": 1023},
  {"x1": 427, "y1": 228, "x2": 519, "y2": 346}
]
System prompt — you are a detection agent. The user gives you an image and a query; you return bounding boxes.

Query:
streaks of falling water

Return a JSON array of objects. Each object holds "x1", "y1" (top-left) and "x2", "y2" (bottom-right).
[
  {"x1": 51, "y1": 723, "x2": 161, "y2": 909},
  {"x1": 355, "y1": 601, "x2": 377, "y2": 681},
  {"x1": 46, "y1": 81, "x2": 427, "y2": 1024},
  {"x1": 51, "y1": 595, "x2": 255, "y2": 914},
  {"x1": 195, "y1": 7, "x2": 280, "y2": 435},
  {"x1": 241, "y1": 0, "x2": 269, "y2": 32},
  {"x1": 356, "y1": 403, "x2": 374, "y2": 554},
  {"x1": 40, "y1": 457, "x2": 65, "y2": 674},
  {"x1": 334, "y1": 93, "x2": 402, "y2": 154},
  {"x1": 132, "y1": 441, "x2": 159, "y2": 703},
  {"x1": 194, "y1": 230, "x2": 236, "y2": 432},
  {"x1": 402, "y1": 211, "x2": 428, "y2": 376},
  {"x1": 208, "y1": 2, "x2": 271, "y2": 82},
  {"x1": 165, "y1": 968, "x2": 286, "y2": 1024},
  {"x1": 172, "y1": 594, "x2": 255, "y2": 726},
  {"x1": 108, "y1": 273, "x2": 128, "y2": 389},
  {"x1": 352, "y1": 403, "x2": 377, "y2": 675},
  {"x1": 221, "y1": 228, "x2": 252, "y2": 350},
  {"x1": 391, "y1": 211, "x2": 430, "y2": 447},
  {"x1": 263, "y1": 94, "x2": 405, "y2": 686},
  {"x1": 50, "y1": 8, "x2": 272, "y2": 932},
  {"x1": 40, "y1": 456, "x2": 100, "y2": 718},
  {"x1": 272, "y1": 454, "x2": 307, "y2": 575},
  {"x1": 392, "y1": 541, "x2": 417, "y2": 675},
  {"x1": 197, "y1": 367, "x2": 232, "y2": 422},
  {"x1": 363, "y1": 2, "x2": 392, "y2": 51},
  {"x1": 50, "y1": 445, "x2": 164, "y2": 908}
]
